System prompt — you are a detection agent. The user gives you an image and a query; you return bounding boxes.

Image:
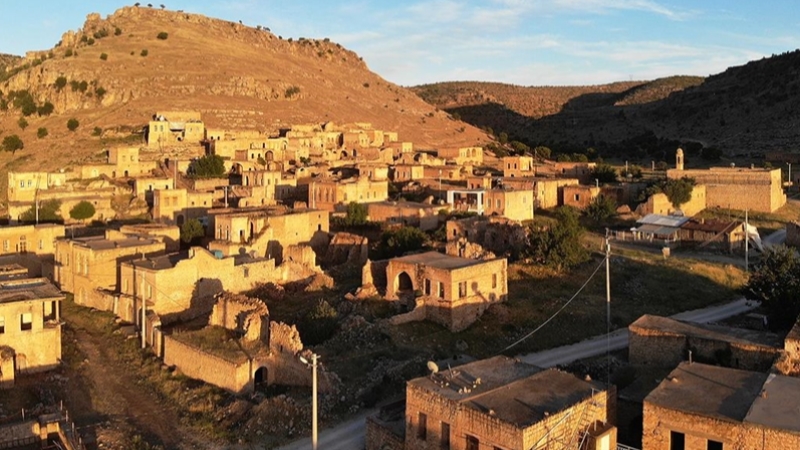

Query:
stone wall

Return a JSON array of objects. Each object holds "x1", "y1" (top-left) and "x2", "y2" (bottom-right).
[
  {"x1": 628, "y1": 328, "x2": 779, "y2": 372},
  {"x1": 639, "y1": 184, "x2": 707, "y2": 217},
  {"x1": 642, "y1": 402, "x2": 800, "y2": 450},
  {"x1": 365, "y1": 416, "x2": 404, "y2": 450},
  {"x1": 322, "y1": 232, "x2": 369, "y2": 267},
  {"x1": 210, "y1": 293, "x2": 269, "y2": 342},
  {"x1": 667, "y1": 167, "x2": 785, "y2": 213},
  {"x1": 162, "y1": 334, "x2": 251, "y2": 394}
]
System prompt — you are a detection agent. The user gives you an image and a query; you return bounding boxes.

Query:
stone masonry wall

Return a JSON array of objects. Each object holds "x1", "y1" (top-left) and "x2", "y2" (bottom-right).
[
  {"x1": 365, "y1": 417, "x2": 404, "y2": 450},
  {"x1": 162, "y1": 335, "x2": 251, "y2": 394}
]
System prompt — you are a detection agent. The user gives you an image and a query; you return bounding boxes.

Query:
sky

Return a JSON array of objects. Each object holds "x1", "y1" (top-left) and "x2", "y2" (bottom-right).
[{"x1": 0, "y1": 1, "x2": 798, "y2": 86}]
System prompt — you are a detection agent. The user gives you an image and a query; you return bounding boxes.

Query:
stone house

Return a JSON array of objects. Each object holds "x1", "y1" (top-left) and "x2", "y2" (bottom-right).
[
  {"x1": 366, "y1": 356, "x2": 617, "y2": 450},
  {"x1": 642, "y1": 362, "x2": 800, "y2": 449},
  {"x1": 118, "y1": 247, "x2": 275, "y2": 322},
  {"x1": 0, "y1": 277, "x2": 64, "y2": 388},
  {"x1": 147, "y1": 111, "x2": 205, "y2": 148},
  {"x1": 379, "y1": 251, "x2": 507, "y2": 331},
  {"x1": 391, "y1": 164, "x2": 425, "y2": 182},
  {"x1": 309, "y1": 177, "x2": 388, "y2": 212},
  {"x1": 502, "y1": 156, "x2": 534, "y2": 178},
  {"x1": 446, "y1": 187, "x2": 534, "y2": 222},
  {"x1": 436, "y1": 147, "x2": 483, "y2": 165},
  {"x1": 667, "y1": 149, "x2": 786, "y2": 213},
  {"x1": 7, "y1": 171, "x2": 67, "y2": 203},
  {"x1": 159, "y1": 292, "x2": 310, "y2": 394},
  {"x1": 152, "y1": 188, "x2": 215, "y2": 225},
  {"x1": 53, "y1": 230, "x2": 166, "y2": 310},
  {"x1": 677, "y1": 218, "x2": 746, "y2": 253},
  {"x1": 423, "y1": 165, "x2": 470, "y2": 182},
  {"x1": 445, "y1": 216, "x2": 529, "y2": 260},
  {"x1": 6, "y1": 171, "x2": 116, "y2": 224},
  {"x1": 629, "y1": 315, "x2": 781, "y2": 372},
  {"x1": 118, "y1": 223, "x2": 181, "y2": 253},
  {"x1": 207, "y1": 207, "x2": 329, "y2": 263},
  {"x1": 0, "y1": 224, "x2": 65, "y2": 258},
  {"x1": 235, "y1": 169, "x2": 297, "y2": 207},
  {"x1": 133, "y1": 176, "x2": 175, "y2": 200},
  {"x1": 367, "y1": 201, "x2": 443, "y2": 231},
  {"x1": 79, "y1": 147, "x2": 158, "y2": 179},
  {"x1": 562, "y1": 185, "x2": 600, "y2": 210}
]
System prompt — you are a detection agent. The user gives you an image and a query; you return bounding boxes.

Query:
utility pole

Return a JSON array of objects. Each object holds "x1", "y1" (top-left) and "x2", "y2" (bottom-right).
[
  {"x1": 605, "y1": 237, "x2": 611, "y2": 386},
  {"x1": 300, "y1": 353, "x2": 319, "y2": 450},
  {"x1": 745, "y1": 209, "x2": 749, "y2": 274}
]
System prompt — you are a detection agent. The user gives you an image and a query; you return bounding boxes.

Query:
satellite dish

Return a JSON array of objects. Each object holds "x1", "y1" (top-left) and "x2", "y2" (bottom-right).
[{"x1": 427, "y1": 361, "x2": 439, "y2": 374}]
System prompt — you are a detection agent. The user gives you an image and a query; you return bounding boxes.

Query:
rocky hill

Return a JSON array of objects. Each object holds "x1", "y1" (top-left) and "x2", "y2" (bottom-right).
[
  {"x1": 0, "y1": 53, "x2": 21, "y2": 72},
  {"x1": 412, "y1": 51, "x2": 800, "y2": 160},
  {"x1": 0, "y1": 6, "x2": 486, "y2": 175}
]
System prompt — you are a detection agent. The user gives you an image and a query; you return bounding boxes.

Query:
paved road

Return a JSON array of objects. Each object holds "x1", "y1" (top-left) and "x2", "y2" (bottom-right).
[
  {"x1": 277, "y1": 298, "x2": 757, "y2": 449},
  {"x1": 518, "y1": 297, "x2": 757, "y2": 367},
  {"x1": 276, "y1": 408, "x2": 377, "y2": 450},
  {"x1": 763, "y1": 228, "x2": 786, "y2": 249}
]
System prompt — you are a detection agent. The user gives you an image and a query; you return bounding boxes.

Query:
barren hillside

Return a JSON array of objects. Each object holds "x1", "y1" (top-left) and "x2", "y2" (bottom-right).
[{"x1": 0, "y1": 6, "x2": 487, "y2": 175}]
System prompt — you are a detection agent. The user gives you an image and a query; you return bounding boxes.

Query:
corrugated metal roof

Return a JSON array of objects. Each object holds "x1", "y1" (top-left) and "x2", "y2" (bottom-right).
[{"x1": 637, "y1": 214, "x2": 690, "y2": 227}]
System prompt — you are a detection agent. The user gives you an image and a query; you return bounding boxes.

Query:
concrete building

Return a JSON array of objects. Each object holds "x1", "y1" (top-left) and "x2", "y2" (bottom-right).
[
  {"x1": 437, "y1": 147, "x2": 483, "y2": 165},
  {"x1": 629, "y1": 315, "x2": 781, "y2": 372},
  {"x1": 447, "y1": 188, "x2": 534, "y2": 222},
  {"x1": 0, "y1": 224, "x2": 65, "y2": 257},
  {"x1": 0, "y1": 277, "x2": 64, "y2": 388},
  {"x1": 380, "y1": 251, "x2": 507, "y2": 331},
  {"x1": 392, "y1": 164, "x2": 425, "y2": 182},
  {"x1": 502, "y1": 156, "x2": 534, "y2": 178},
  {"x1": 152, "y1": 188, "x2": 215, "y2": 225},
  {"x1": 643, "y1": 362, "x2": 800, "y2": 449},
  {"x1": 562, "y1": 185, "x2": 600, "y2": 210},
  {"x1": 79, "y1": 147, "x2": 158, "y2": 179},
  {"x1": 367, "y1": 356, "x2": 617, "y2": 450},
  {"x1": 667, "y1": 149, "x2": 786, "y2": 213},
  {"x1": 147, "y1": 111, "x2": 205, "y2": 148}
]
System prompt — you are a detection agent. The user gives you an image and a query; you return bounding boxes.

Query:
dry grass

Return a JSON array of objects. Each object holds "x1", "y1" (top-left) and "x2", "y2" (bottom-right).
[{"x1": 696, "y1": 200, "x2": 800, "y2": 234}]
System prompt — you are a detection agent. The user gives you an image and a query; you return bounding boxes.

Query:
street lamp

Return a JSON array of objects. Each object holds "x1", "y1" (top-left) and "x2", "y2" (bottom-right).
[
  {"x1": 299, "y1": 353, "x2": 318, "y2": 450},
  {"x1": 788, "y1": 162, "x2": 793, "y2": 186}
]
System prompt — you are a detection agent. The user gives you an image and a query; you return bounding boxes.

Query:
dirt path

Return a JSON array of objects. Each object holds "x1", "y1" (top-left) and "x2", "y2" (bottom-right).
[{"x1": 61, "y1": 318, "x2": 196, "y2": 450}]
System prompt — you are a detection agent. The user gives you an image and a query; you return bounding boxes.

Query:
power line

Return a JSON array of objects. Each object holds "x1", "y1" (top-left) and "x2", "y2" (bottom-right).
[{"x1": 503, "y1": 256, "x2": 606, "y2": 353}]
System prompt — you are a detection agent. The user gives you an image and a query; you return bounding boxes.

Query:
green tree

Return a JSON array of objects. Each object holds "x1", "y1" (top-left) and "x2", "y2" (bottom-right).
[
  {"x1": 498, "y1": 132, "x2": 509, "y2": 144},
  {"x1": 298, "y1": 299, "x2": 338, "y2": 345},
  {"x1": 69, "y1": 201, "x2": 96, "y2": 221},
  {"x1": 745, "y1": 246, "x2": 800, "y2": 329},
  {"x1": 67, "y1": 118, "x2": 80, "y2": 131},
  {"x1": 2, "y1": 134, "x2": 24, "y2": 155},
  {"x1": 180, "y1": 218, "x2": 205, "y2": 244},
  {"x1": 54, "y1": 76, "x2": 68, "y2": 90},
  {"x1": 36, "y1": 127, "x2": 48, "y2": 139},
  {"x1": 533, "y1": 146, "x2": 552, "y2": 159},
  {"x1": 526, "y1": 206, "x2": 589, "y2": 271},
  {"x1": 343, "y1": 202, "x2": 368, "y2": 226},
  {"x1": 19, "y1": 199, "x2": 62, "y2": 223},
  {"x1": 95, "y1": 86, "x2": 106, "y2": 98},
  {"x1": 115, "y1": 27, "x2": 122, "y2": 36},
  {"x1": 92, "y1": 126, "x2": 103, "y2": 136},
  {"x1": 37, "y1": 101, "x2": 54, "y2": 116},
  {"x1": 378, "y1": 226, "x2": 428, "y2": 258},
  {"x1": 256, "y1": 155, "x2": 267, "y2": 168},
  {"x1": 192, "y1": 154, "x2": 226, "y2": 178},
  {"x1": 591, "y1": 163, "x2": 618, "y2": 183},
  {"x1": 100, "y1": 53, "x2": 108, "y2": 61},
  {"x1": 585, "y1": 195, "x2": 617, "y2": 223},
  {"x1": 663, "y1": 177, "x2": 694, "y2": 208},
  {"x1": 17, "y1": 117, "x2": 28, "y2": 130},
  {"x1": 157, "y1": 32, "x2": 169, "y2": 40},
  {"x1": 510, "y1": 140, "x2": 530, "y2": 155},
  {"x1": 140, "y1": 49, "x2": 149, "y2": 57}
]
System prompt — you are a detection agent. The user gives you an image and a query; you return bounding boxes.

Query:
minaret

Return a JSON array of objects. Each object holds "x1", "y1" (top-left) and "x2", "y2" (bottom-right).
[{"x1": 676, "y1": 148, "x2": 684, "y2": 171}]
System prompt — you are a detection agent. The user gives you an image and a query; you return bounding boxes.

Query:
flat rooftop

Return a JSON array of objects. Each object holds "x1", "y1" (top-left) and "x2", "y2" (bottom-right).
[
  {"x1": 745, "y1": 374, "x2": 800, "y2": 433},
  {"x1": 130, "y1": 251, "x2": 188, "y2": 270},
  {"x1": 391, "y1": 251, "x2": 488, "y2": 270},
  {"x1": 409, "y1": 356, "x2": 605, "y2": 428},
  {"x1": 72, "y1": 235, "x2": 161, "y2": 251},
  {"x1": 645, "y1": 362, "x2": 767, "y2": 423},
  {"x1": 630, "y1": 315, "x2": 782, "y2": 349},
  {"x1": 0, "y1": 277, "x2": 63, "y2": 303}
]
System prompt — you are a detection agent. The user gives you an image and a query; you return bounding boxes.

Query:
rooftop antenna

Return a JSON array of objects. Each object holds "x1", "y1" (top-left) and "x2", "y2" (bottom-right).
[{"x1": 427, "y1": 361, "x2": 439, "y2": 374}]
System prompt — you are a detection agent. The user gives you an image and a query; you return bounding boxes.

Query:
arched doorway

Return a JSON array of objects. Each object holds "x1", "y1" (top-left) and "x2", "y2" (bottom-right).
[
  {"x1": 395, "y1": 272, "x2": 413, "y2": 295},
  {"x1": 254, "y1": 366, "x2": 268, "y2": 385}
]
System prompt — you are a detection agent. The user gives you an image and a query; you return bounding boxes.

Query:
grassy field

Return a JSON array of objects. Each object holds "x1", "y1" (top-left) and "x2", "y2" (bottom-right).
[{"x1": 383, "y1": 249, "x2": 745, "y2": 360}]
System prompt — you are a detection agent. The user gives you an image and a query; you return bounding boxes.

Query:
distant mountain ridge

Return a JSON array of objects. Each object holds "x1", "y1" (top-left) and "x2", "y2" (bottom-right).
[{"x1": 412, "y1": 50, "x2": 800, "y2": 158}]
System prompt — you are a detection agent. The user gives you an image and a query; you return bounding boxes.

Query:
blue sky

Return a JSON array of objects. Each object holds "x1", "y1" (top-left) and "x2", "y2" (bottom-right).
[{"x1": 1, "y1": 1, "x2": 798, "y2": 86}]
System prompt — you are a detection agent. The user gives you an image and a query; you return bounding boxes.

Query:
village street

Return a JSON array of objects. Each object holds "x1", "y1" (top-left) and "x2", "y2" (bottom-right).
[{"x1": 277, "y1": 297, "x2": 759, "y2": 450}]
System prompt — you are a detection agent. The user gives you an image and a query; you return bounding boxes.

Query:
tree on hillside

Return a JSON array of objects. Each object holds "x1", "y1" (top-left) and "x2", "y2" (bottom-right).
[
  {"x1": 54, "y1": 76, "x2": 68, "y2": 90},
  {"x1": 37, "y1": 101, "x2": 54, "y2": 116},
  {"x1": 17, "y1": 117, "x2": 28, "y2": 130},
  {"x1": 37, "y1": 127, "x2": 48, "y2": 139},
  {"x1": 533, "y1": 146, "x2": 552, "y2": 160},
  {"x1": 67, "y1": 118, "x2": 80, "y2": 131},
  {"x1": 526, "y1": 206, "x2": 589, "y2": 271},
  {"x1": 745, "y1": 245, "x2": 800, "y2": 330},
  {"x1": 191, "y1": 154, "x2": 226, "y2": 178},
  {"x1": 180, "y1": 218, "x2": 205, "y2": 244},
  {"x1": 2, "y1": 134, "x2": 24, "y2": 155},
  {"x1": 69, "y1": 201, "x2": 96, "y2": 221}
]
